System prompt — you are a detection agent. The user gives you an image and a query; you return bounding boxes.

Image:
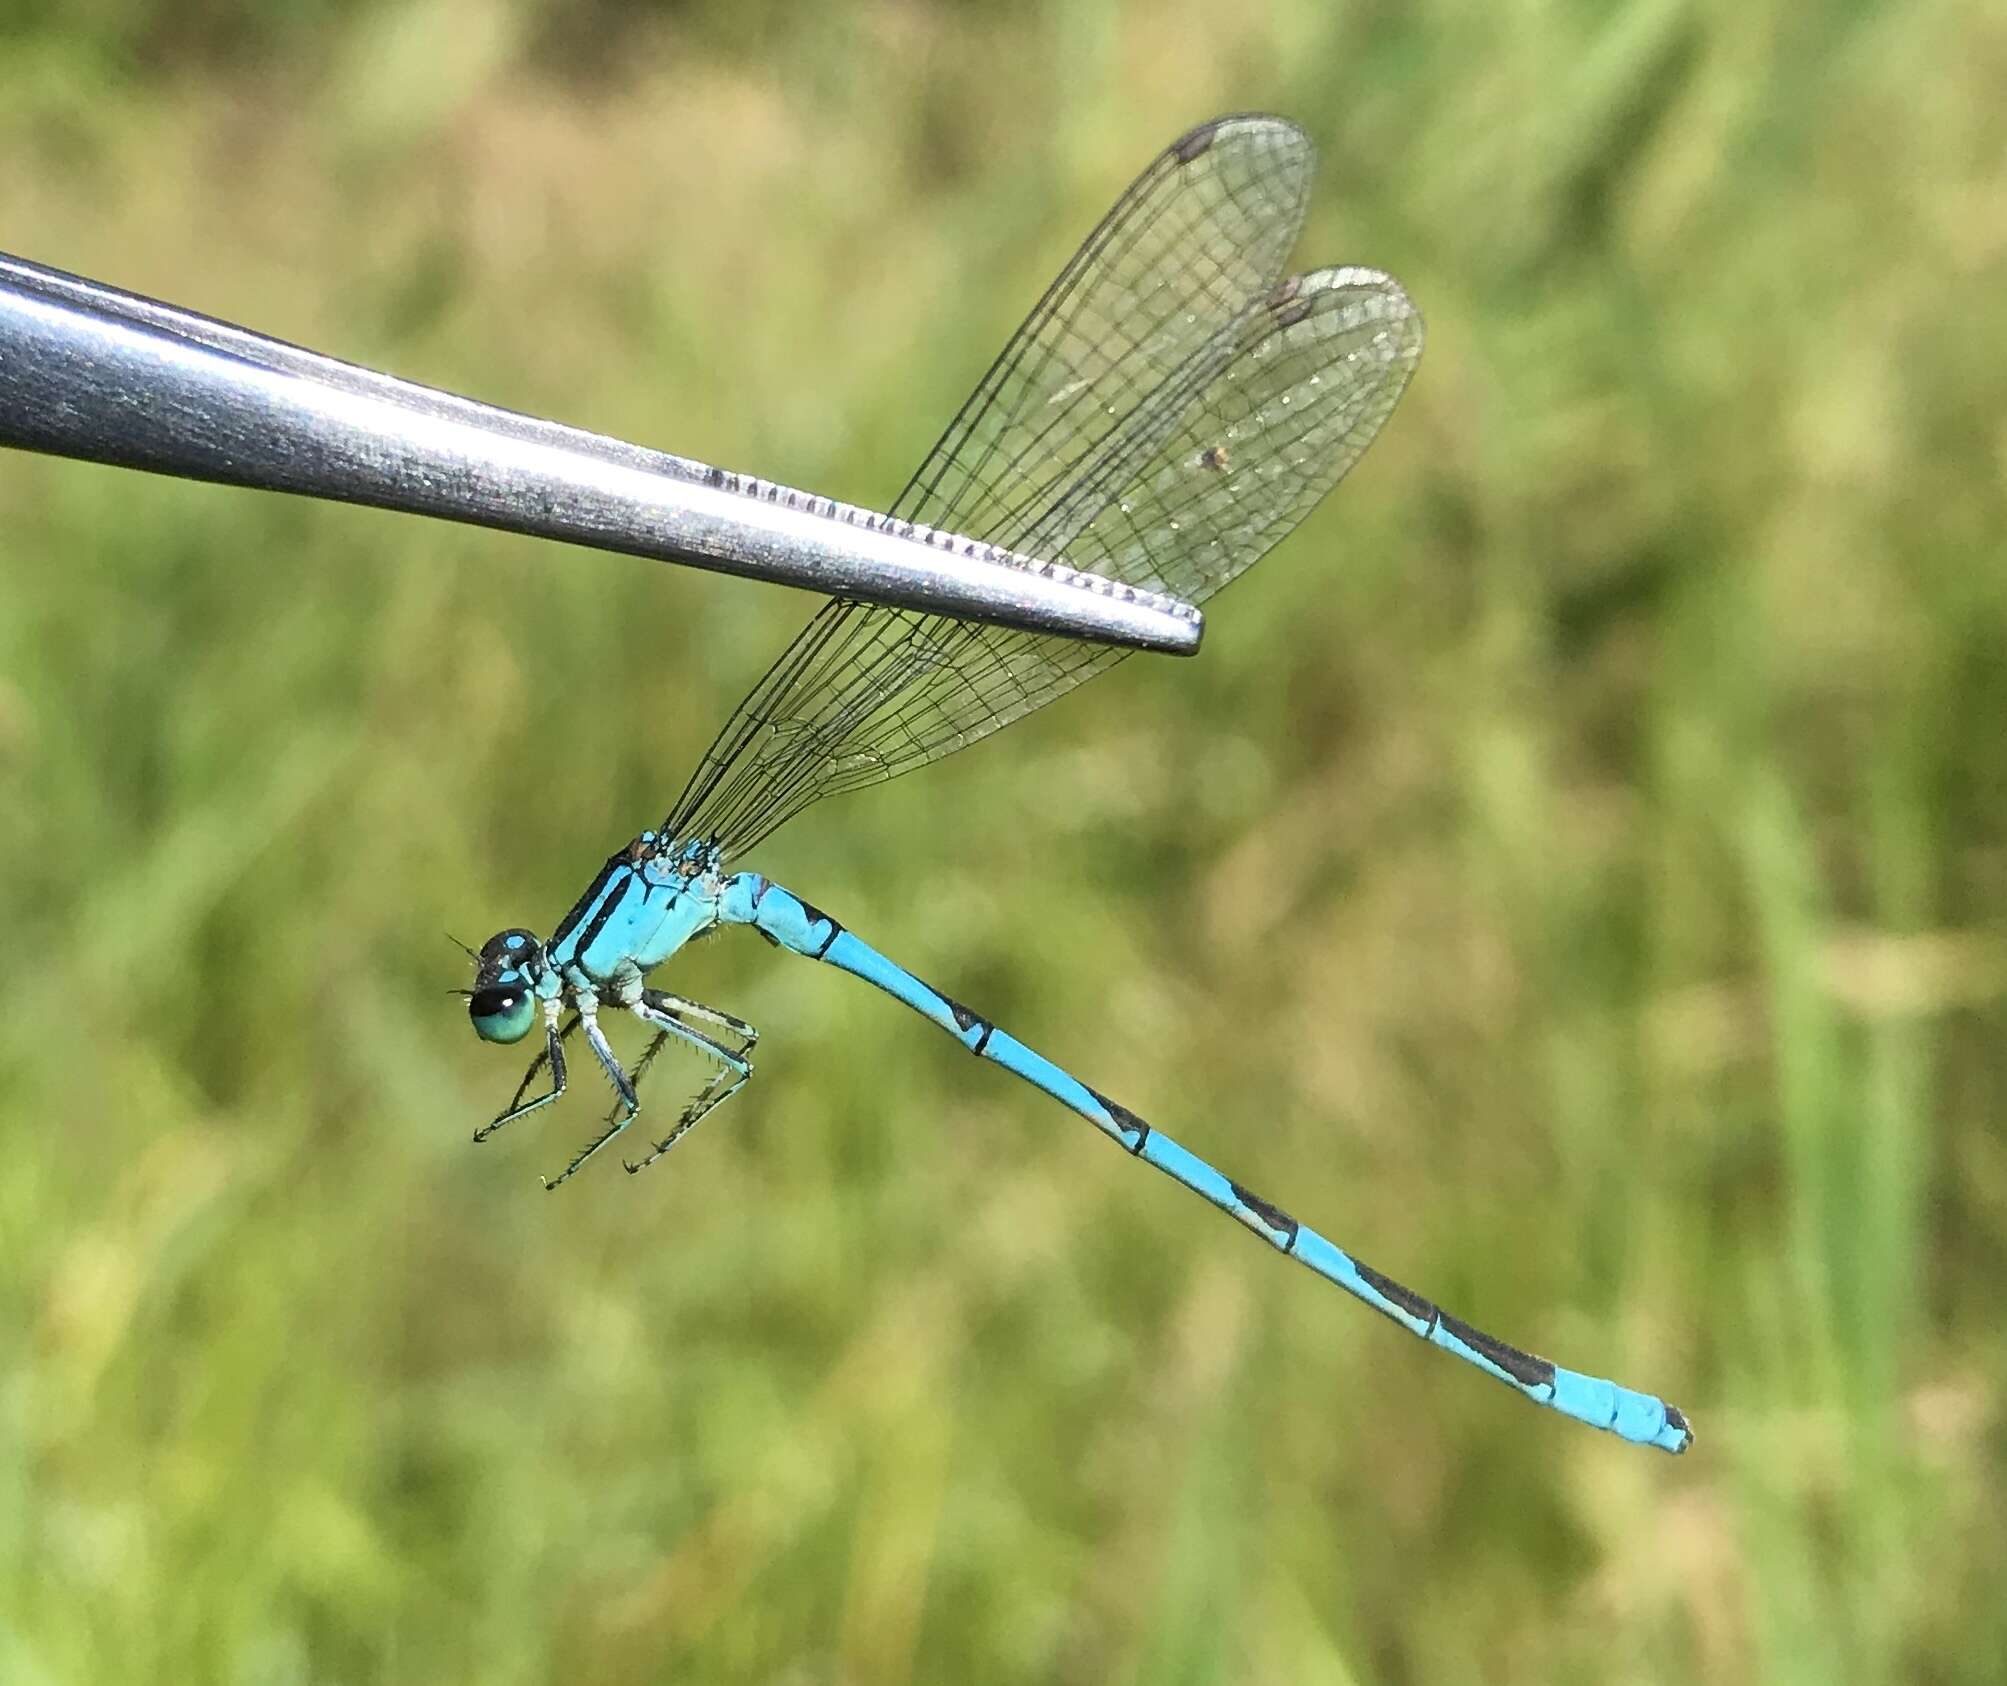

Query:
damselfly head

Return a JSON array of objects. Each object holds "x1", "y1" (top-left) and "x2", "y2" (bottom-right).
[{"x1": 467, "y1": 928, "x2": 544, "y2": 1044}]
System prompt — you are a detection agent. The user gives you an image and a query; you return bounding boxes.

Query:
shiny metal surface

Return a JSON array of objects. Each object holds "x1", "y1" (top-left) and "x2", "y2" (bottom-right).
[{"x1": 0, "y1": 253, "x2": 1203, "y2": 654}]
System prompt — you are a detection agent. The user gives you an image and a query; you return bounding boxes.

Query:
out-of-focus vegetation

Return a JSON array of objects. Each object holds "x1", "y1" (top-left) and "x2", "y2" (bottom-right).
[{"x1": 3, "y1": 2, "x2": 2002, "y2": 1681}]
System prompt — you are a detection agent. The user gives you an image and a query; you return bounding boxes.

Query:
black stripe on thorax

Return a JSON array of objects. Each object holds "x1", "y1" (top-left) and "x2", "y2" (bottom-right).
[
  {"x1": 575, "y1": 869, "x2": 645, "y2": 965},
  {"x1": 550, "y1": 855, "x2": 628, "y2": 952}
]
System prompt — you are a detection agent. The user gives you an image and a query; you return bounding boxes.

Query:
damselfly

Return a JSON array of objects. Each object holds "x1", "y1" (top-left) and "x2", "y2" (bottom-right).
[{"x1": 464, "y1": 115, "x2": 1691, "y2": 1454}]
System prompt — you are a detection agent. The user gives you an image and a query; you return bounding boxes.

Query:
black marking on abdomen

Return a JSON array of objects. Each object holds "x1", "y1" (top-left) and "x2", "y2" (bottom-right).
[
  {"x1": 940, "y1": 993, "x2": 993, "y2": 1047},
  {"x1": 939, "y1": 993, "x2": 994, "y2": 1054},
  {"x1": 1436, "y1": 1314, "x2": 1555, "y2": 1390},
  {"x1": 1354, "y1": 1260, "x2": 1437, "y2": 1325},
  {"x1": 1087, "y1": 1087, "x2": 1152, "y2": 1153},
  {"x1": 795, "y1": 896, "x2": 844, "y2": 959},
  {"x1": 1229, "y1": 1181, "x2": 1299, "y2": 1250},
  {"x1": 1355, "y1": 1260, "x2": 1558, "y2": 1390}
]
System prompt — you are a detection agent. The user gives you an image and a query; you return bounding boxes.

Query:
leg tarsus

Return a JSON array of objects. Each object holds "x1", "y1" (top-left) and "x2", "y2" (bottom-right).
[
  {"x1": 619, "y1": 992, "x2": 757, "y2": 1176},
  {"x1": 622, "y1": 1059, "x2": 750, "y2": 1175},
  {"x1": 540, "y1": 1006, "x2": 639, "y2": 1189},
  {"x1": 540, "y1": 1102, "x2": 638, "y2": 1190},
  {"x1": 474, "y1": 1006, "x2": 574, "y2": 1142}
]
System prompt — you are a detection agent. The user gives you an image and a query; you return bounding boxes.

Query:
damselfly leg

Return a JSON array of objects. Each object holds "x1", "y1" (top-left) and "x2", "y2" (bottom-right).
[
  {"x1": 622, "y1": 990, "x2": 758, "y2": 1176},
  {"x1": 473, "y1": 1005, "x2": 577, "y2": 1143}
]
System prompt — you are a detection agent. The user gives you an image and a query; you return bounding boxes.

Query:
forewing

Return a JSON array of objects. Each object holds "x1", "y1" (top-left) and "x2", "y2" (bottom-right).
[
  {"x1": 667, "y1": 120, "x2": 1408, "y2": 858},
  {"x1": 774, "y1": 268, "x2": 1424, "y2": 824}
]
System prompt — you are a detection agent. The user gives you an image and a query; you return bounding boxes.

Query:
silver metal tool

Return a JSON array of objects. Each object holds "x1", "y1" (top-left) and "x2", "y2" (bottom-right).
[{"x1": 0, "y1": 252, "x2": 1204, "y2": 654}]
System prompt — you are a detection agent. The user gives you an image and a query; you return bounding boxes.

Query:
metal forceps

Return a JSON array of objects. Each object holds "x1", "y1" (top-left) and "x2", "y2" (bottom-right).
[{"x1": 0, "y1": 252, "x2": 1203, "y2": 654}]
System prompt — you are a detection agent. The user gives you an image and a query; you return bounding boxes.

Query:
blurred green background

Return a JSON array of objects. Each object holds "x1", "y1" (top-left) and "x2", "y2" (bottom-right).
[{"x1": 3, "y1": 1, "x2": 2003, "y2": 1681}]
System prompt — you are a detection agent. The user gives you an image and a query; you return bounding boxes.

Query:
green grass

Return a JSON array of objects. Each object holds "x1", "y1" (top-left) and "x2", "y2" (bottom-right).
[{"x1": 3, "y1": 1, "x2": 2003, "y2": 1680}]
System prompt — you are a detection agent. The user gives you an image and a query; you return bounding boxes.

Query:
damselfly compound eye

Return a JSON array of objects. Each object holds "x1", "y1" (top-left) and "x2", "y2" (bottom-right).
[{"x1": 468, "y1": 984, "x2": 536, "y2": 1045}]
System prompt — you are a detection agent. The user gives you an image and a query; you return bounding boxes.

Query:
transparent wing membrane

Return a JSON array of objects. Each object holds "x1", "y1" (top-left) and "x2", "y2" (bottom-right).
[{"x1": 666, "y1": 118, "x2": 1420, "y2": 859}]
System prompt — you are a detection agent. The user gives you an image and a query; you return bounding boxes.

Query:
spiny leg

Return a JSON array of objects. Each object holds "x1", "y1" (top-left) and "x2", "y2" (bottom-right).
[
  {"x1": 622, "y1": 988, "x2": 757, "y2": 1176},
  {"x1": 474, "y1": 1004, "x2": 577, "y2": 1143},
  {"x1": 542, "y1": 994, "x2": 755, "y2": 1187},
  {"x1": 645, "y1": 988, "x2": 758, "y2": 1060},
  {"x1": 589, "y1": 1024, "x2": 673, "y2": 1137},
  {"x1": 541, "y1": 1003, "x2": 640, "y2": 1190},
  {"x1": 622, "y1": 1028, "x2": 674, "y2": 1100},
  {"x1": 594, "y1": 991, "x2": 755, "y2": 1127},
  {"x1": 624, "y1": 1063, "x2": 745, "y2": 1175},
  {"x1": 506, "y1": 1010, "x2": 580, "y2": 1111}
]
